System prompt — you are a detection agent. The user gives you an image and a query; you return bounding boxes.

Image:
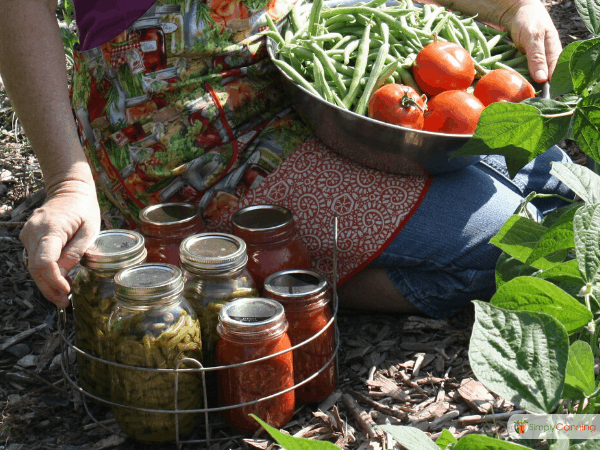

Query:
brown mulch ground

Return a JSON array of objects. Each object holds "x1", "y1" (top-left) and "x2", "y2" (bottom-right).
[{"x1": 0, "y1": 2, "x2": 594, "y2": 449}]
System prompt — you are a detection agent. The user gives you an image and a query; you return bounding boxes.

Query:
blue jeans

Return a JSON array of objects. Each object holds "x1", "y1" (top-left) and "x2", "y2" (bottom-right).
[{"x1": 370, "y1": 146, "x2": 575, "y2": 319}]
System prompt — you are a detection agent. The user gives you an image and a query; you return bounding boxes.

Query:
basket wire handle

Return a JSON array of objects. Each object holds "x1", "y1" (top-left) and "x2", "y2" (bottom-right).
[{"x1": 542, "y1": 81, "x2": 550, "y2": 100}]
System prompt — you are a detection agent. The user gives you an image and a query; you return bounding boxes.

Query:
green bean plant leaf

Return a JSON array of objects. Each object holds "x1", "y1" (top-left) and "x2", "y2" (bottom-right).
[
  {"x1": 535, "y1": 260, "x2": 585, "y2": 286},
  {"x1": 563, "y1": 340, "x2": 596, "y2": 400},
  {"x1": 495, "y1": 252, "x2": 539, "y2": 289},
  {"x1": 572, "y1": 94, "x2": 600, "y2": 163},
  {"x1": 569, "y1": 37, "x2": 600, "y2": 96},
  {"x1": 469, "y1": 301, "x2": 569, "y2": 414},
  {"x1": 453, "y1": 434, "x2": 531, "y2": 449},
  {"x1": 551, "y1": 40, "x2": 585, "y2": 98},
  {"x1": 576, "y1": 0, "x2": 600, "y2": 36},
  {"x1": 490, "y1": 215, "x2": 566, "y2": 269},
  {"x1": 521, "y1": 98, "x2": 574, "y2": 115},
  {"x1": 375, "y1": 425, "x2": 439, "y2": 450},
  {"x1": 524, "y1": 205, "x2": 580, "y2": 267},
  {"x1": 573, "y1": 204, "x2": 600, "y2": 283},
  {"x1": 570, "y1": 440, "x2": 600, "y2": 449},
  {"x1": 550, "y1": 162, "x2": 600, "y2": 204},
  {"x1": 490, "y1": 276, "x2": 592, "y2": 334},
  {"x1": 451, "y1": 103, "x2": 572, "y2": 177},
  {"x1": 436, "y1": 429, "x2": 458, "y2": 449},
  {"x1": 250, "y1": 415, "x2": 340, "y2": 450}
]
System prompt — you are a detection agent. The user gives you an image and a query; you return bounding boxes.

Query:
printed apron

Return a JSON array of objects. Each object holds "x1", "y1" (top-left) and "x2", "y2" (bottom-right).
[{"x1": 71, "y1": 0, "x2": 432, "y2": 285}]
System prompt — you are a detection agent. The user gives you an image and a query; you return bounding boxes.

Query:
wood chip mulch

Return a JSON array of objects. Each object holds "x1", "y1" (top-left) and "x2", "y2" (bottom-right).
[{"x1": 0, "y1": 0, "x2": 596, "y2": 447}]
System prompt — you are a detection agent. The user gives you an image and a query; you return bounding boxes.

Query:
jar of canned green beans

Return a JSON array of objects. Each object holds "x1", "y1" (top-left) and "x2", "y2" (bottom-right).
[
  {"x1": 180, "y1": 233, "x2": 259, "y2": 367},
  {"x1": 71, "y1": 230, "x2": 147, "y2": 402},
  {"x1": 107, "y1": 263, "x2": 203, "y2": 443}
]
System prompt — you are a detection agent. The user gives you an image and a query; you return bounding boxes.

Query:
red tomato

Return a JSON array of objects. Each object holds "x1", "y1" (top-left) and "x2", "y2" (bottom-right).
[
  {"x1": 423, "y1": 90, "x2": 485, "y2": 134},
  {"x1": 413, "y1": 41, "x2": 475, "y2": 97},
  {"x1": 474, "y1": 69, "x2": 536, "y2": 106},
  {"x1": 368, "y1": 84, "x2": 425, "y2": 130}
]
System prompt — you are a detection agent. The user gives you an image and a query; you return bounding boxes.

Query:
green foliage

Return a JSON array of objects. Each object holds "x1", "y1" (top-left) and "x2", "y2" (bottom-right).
[{"x1": 250, "y1": 415, "x2": 340, "y2": 450}]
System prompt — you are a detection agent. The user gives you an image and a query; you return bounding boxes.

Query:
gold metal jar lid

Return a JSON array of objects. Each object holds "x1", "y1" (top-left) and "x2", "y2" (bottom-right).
[
  {"x1": 179, "y1": 233, "x2": 247, "y2": 274},
  {"x1": 217, "y1": 297, "x2": 287, "y2": 337},
  {"x1": 263, "y1": 269, "x2": 328, "y2": 298},
  {"x1": 231, "y1": 204, "x2": 295, "y2": 243},
  {"x1": 114, "y1": 263, "x2": 184, "y2": 301},
  {"x1": 80, "y1": 230, "x2": 147, "y2": 271},
  {"x1": 139, "y1": 202, "x2": 201, "y2": 228}
]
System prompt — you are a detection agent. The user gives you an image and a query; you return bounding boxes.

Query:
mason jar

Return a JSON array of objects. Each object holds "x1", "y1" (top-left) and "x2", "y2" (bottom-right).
[
  {"x1": 107, "y1": 263, "x2": 203, "y2": 443},
  {"x1": 231, "y1": 204, "x2": 311, "y2": 291},
  {"x1": 139, "y1": 202, "x2": 204, "y2": 266},
  {"x1": 216, "y1": 298, "x2": 295, "y2": 433},
  {"x1": 180, "y1": 233, "x2": 259, "y2": 366},
  {"x1": 263, "y1": 270, "x2": 336, "y2": 404},
  {"x1": 71, "y1": 230, "x2": 147, "y2": 402}
]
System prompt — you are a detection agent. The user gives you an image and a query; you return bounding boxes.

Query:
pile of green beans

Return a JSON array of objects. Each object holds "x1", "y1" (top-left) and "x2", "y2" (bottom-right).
[
  {"x1": 108, "y1": 307, "x2": 203, "y2": 443},
  {"x1": 266, "y1": 0, "x2": 532, "y2": 115}
]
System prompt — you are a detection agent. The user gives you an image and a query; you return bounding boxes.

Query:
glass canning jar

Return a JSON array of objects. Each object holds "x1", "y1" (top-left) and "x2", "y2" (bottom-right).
[
  {"x1": 107, "y1": 264, "x2": 203, "y2": 443},
  {"x1": 180, "y1": 233, "x2": 259, "y2": 366},
  {"x1": 139, "y1": 202, "x2": 203, "y2": 266},
  {"x1": 216, "y1": 298, "x2": 295, "y2": 433},
  {"x1": 263, "y1": 270, "x2": 336, "y2": 404},
  {"x1": 231, "y1": 205, "x2": 311, "y2": 291},
  {"x1": 71, "y1": 230, "x2": 147, "y2": 402}
]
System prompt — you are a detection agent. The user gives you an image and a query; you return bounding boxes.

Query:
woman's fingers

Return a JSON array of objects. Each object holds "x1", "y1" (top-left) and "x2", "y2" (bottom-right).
[{"x1": 26, "y1": 235, "x2": 71, "y2": 308}]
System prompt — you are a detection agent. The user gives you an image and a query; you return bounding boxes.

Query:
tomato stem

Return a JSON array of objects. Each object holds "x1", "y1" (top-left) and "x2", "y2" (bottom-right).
[{"x1": 400, "y1": 92, "x2": 424, "y2": 112}]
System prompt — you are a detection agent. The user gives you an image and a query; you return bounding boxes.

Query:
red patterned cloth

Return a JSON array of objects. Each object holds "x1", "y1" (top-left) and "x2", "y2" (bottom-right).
[
  {"x1": 208, "y1": 138, "x2": 432, "y2": 285},
  {"x1": 109, "y1": 35, "x2": 142, "y2": 68}
]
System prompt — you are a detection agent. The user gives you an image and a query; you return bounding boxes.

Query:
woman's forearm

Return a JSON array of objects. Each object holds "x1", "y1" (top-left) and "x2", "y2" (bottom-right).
[
  {"x1": 433, "y1": 0, "x2": 535, "y2": 29},
  {"x1": 0, "y1": 0, "x2": 94, "y2": 191}
]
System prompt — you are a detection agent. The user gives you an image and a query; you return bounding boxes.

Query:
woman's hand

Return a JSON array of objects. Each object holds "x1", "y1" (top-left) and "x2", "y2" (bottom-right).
[
  {"x1": 20, "y1": 179, "x2": 100, "y2": 308},
  {"x1": 501, "y1": 1, "x2": 562, "y2": 83}
]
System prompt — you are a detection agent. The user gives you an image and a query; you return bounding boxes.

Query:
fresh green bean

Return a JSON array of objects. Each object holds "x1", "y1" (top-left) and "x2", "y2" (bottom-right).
[
  {"x1": 308, "y1": 0, "x2": 323, "y2": 35},
  {"x1": 485, "y1": 32, "x2": 507, "y2": 52},
  {"x1": 500, "y1": 54, "x2": 528, "y2": 68},
  {"x1": 262, "y1": 30, "x2": 285, "y2": 47},
  {"x1": 356, "y1": 43, "x2": 389, "y2": 116},
  {"x1": 423, "y1": 6, "x2": 445, "y2": 32},
  {"x1": 343, "y1": 22, "x2": 372, "y2": 108},
  {"x1": 324, "y1": 13, "x2": 357, "y2": 27},
  {"x1": 473, "y1": 60, "x2": 490, "y2": 77},
  {"x1": 330, "y1": 34, "x2": 357, "y2": 51},
  {"x1": 284, "y1": 28, "x2": 294, "y2": 44},
  {"x1": 467, "y1": 25, "x2": 490, "y2": 58},
  {"x1": 307, "y1": 42, "x2": 348, "y2": 95},
  {"x1": 398, "y1": 66, "x2": 421, "y2": 95},
  {"x1": 272, "y1": 58, "x2": 322, "y2": 97},
  {"x1": 343, "y1": 38, "x2": 360, "y2": 64},
  {"x1": 290, "y1": 1, "x2": 305, "y2": 33},
  {"x1": 313, "y1": 32, "x2": 344, "y2": 42},
  {"x1": 331, "y1": 90, "x2": 349, "y2": 109},
  {"x1": 379, "y1": 20, "x2": 390, "y2": 45},
  {"x1": 449, "y1": 15, "x2": 471, "y2": 52},
  {"x1": 431, "y1": 12, "x2": 451, "y2": 37},
  {"x1": 313, "y1": 54, "x2": 334, "y2": 102}
]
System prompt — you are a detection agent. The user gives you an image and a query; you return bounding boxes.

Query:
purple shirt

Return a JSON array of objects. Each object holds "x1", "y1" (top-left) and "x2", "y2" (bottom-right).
[{"x1": 74, "y1": 0, "x2": 157, "y2": 50}]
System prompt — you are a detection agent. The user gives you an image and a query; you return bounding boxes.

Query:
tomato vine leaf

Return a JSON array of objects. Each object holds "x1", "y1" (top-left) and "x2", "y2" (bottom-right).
[{"x1": 469, "y1": 302, "x2": 569, "y2": 414}]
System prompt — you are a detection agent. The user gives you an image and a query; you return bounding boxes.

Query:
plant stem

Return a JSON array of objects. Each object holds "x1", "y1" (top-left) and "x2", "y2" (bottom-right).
[{"x1": 545, "y1": 110, "x2": 576, "y2": 119}]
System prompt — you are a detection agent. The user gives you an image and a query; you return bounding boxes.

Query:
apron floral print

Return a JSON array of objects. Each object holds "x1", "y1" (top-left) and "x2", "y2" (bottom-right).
[{"x1": 71, "y1": 0, "x2": 431, "y2": 284}]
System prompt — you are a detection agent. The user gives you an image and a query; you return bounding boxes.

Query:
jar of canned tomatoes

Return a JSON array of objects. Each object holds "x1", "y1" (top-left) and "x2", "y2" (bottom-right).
[
  {"x1": 231, "y1": 205, "x2": 311, "y2": 291},
  {"x1": 71, "y1": 230, "x2": 147, "y2": 402},
  {"x1": 216, "y1": 297, "x2": 295, "y2": 433},
  {"x1": 107, "y1": 263, "x2": 203, "y2": 443},
  {"x1": 139, "y1": 202, "x2": 203, "y2": 266},
  {"x1": 179, "y1": 233, "x2": 259, "y2": 366},
  {"x1": 263, "y1": 270, "x2": 337, "y2": 404}
]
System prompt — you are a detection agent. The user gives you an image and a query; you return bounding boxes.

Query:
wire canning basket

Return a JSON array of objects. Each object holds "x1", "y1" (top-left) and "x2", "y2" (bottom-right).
[
  {"x1": 57, "y1": 219, "x2": 344, "y2": 448},
  {"x1": 267, "y1": 0, "x2": 546, "y2": 176}
]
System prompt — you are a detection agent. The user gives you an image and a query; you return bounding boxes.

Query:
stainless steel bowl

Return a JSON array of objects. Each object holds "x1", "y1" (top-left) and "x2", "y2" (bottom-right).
[{"x1": 267, "y1": 0, "x2": 484, "y2": 176}]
